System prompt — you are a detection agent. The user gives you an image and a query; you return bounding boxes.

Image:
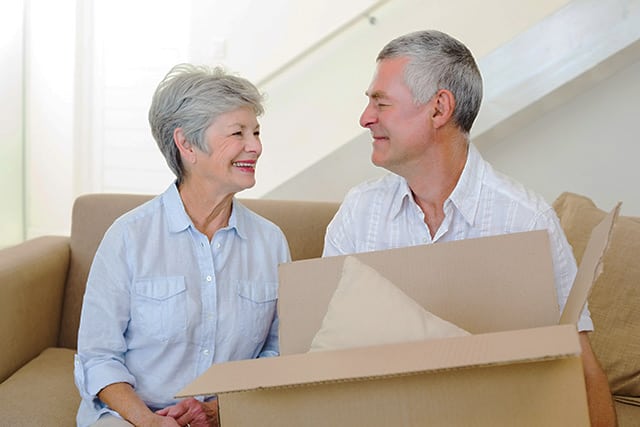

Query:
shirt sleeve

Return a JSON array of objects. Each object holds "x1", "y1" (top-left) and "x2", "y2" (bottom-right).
[
  {"x1": 323, "y1": 197, "x2": 357, "y2": 257},
  {"x1": 75, "y1": 222, "x2": 137, "y2": 399}
]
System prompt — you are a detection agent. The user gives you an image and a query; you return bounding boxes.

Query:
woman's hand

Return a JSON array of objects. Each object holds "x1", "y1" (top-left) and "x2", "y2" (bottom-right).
[
  {"x1": 156, "y1": 397, "x2": 219, "y2": 427},
  {"x1": 97, "y1": 382, "x2": 180, "y2": 427}
]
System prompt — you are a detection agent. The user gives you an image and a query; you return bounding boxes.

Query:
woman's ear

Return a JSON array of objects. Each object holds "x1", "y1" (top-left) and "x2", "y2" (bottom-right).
[
  {"x1": 174, "y1": 128, "x2": 196, "y2": 164},
  {"x1": 431, "y1": 89, "x2": 456, "y2": 129}
]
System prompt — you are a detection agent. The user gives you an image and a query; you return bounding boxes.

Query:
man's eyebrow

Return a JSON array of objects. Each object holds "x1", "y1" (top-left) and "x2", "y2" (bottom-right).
[{"x1": 365, "y1": 90, "x2": 386, "y2": 99}]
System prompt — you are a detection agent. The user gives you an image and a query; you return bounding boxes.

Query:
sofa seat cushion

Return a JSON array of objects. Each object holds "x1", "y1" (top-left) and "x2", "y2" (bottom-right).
[
  {"x1": 0, "y1": 347, "x2": 79, "y2": 426},
  {"x1": 553, "y1": 192, "x2": 640, "y2": 398}
]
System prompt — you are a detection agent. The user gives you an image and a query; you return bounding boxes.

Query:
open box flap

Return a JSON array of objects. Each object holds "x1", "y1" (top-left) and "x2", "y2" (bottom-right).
[
  {"x1": 177, "y1": 324, "x2": 580, "y2": 397},
  {"x1": 560, "y1": 202, "x2": 621, "y2": 325}
]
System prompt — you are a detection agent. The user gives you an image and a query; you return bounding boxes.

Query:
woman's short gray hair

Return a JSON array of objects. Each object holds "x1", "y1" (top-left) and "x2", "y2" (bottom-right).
[
  {"x1": 148, "y1": 64, "x2": 264, "y2": 182},
  {"x1": 377, "y1": 30, "x2": 483, "y2": 134}
]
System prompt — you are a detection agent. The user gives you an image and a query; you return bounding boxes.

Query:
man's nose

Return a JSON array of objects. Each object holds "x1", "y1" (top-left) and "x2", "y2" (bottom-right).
[{"x1": 359, "y1": 102, "x2": 377, "y2": 128}]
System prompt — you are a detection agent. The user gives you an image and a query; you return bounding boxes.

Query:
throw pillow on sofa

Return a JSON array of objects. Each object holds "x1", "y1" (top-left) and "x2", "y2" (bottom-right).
[{"x1": 309, "y1": 255, "x2": 469, "y2": 352}]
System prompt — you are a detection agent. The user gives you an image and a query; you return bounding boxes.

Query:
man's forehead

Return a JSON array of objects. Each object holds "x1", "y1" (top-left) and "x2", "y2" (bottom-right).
[{"x1": 365, "y1": 65, "x2": 387, "y2": 98}]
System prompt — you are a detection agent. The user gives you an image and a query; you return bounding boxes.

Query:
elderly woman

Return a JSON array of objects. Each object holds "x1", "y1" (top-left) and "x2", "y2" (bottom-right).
[{"x1": 74, "y1": 64, "x2": 290, "y2": 427}]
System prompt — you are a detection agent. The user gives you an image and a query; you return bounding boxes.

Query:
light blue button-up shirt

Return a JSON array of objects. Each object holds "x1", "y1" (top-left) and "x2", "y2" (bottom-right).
[
  {"x1": 324, "y1": 143, "x2": 592, "y2": 332},
  {"x1": 74, "y1": 183, "x2": 290, "y2": 426}
]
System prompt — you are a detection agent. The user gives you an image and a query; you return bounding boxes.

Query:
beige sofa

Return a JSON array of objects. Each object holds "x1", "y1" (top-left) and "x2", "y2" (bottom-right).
[{"x1": 0, "y1": 192, "x2": 637, "y2": 426}]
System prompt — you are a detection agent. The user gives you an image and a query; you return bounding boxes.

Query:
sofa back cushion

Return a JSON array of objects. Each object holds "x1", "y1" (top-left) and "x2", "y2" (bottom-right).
[
  {"x1": 58, "y1": 193, "x2": 339, "y2": 349},
  {"x1": 553, "y1": 192, "x2": 640, "y2": 397}
]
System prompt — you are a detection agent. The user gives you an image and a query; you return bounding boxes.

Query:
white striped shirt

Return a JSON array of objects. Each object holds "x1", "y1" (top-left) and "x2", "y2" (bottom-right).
[{"x1": 323, "y1": 143, "x2": 592, "y2": 331}]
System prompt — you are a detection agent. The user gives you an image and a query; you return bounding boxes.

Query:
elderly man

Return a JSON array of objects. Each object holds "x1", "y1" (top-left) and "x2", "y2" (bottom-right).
[{"x1": 323, "y1": 30, "x2": 616, "y2": 427}]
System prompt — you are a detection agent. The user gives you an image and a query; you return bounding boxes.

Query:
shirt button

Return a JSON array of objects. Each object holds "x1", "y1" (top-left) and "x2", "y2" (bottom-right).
[
  {"x1": 422, "y1": 237, "x2": 428, "y2": 243},
  {"x1": 206, "y1": 275, "x2": 212, "y2": 282},
  {"x1": 203, "y1": 349, "x2": 210, "y2": 355},
  {"x1": 215, "y1": 242, "x2": 221, "y2": 249}
]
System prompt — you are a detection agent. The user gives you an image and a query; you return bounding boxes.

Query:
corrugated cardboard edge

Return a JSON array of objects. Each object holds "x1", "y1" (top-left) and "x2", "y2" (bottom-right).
[
  {"x1": 176, "y1": 324, "x2": 580, "y2": 398},
  {"x1": 560, "y1": 202, "x2": 621, "y2": 325}
]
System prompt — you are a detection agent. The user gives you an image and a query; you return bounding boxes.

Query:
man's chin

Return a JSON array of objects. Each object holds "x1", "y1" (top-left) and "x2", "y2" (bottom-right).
[{"x1": 371, "y1": 154, "x2": 387, "y2": 169}]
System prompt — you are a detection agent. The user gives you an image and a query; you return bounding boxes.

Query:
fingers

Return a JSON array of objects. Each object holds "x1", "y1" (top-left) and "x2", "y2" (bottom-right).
[
  {"x1": 155, "y1": 405, "x2": 183, "y2": 418},
  {"x1": 155, "y1": 398, "x2": 222, "y2": 427},
  {"x1": 156, "y1": 398, "x2": 193, "y2": 418}
]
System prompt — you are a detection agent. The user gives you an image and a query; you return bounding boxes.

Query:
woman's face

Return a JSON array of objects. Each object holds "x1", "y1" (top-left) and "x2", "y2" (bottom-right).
[{"x1": 190, "y1": 106, "x2": 262, "y2": 195}]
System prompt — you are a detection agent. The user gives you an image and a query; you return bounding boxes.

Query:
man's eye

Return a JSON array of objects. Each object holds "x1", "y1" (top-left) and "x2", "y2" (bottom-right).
[
  {"x1": 253, "y1": 131, "x2": 260, "y2": 136},
  {"x1": 232, "y1": 131, "x2": 242, "y2": 136}
]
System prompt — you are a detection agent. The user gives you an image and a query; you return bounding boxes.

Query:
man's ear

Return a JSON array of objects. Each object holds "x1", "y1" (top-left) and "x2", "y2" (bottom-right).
[
  {"x1": 431, "y1": 89, "x2": 455, "y2": 129},
  {"x1": 174, "y1": 128, "x2": 196, "y2": 164}
]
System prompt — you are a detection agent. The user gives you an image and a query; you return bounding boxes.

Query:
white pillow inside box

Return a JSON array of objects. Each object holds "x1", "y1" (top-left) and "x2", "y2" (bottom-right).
[{"x1": 309, "y1": 256, "x2": 470, "y2": 352}]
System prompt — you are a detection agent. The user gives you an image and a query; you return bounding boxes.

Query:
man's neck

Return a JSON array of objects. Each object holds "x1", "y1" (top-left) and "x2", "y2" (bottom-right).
[{"x1": 405, "y1": 136, "x2": 469, "y2": 237}]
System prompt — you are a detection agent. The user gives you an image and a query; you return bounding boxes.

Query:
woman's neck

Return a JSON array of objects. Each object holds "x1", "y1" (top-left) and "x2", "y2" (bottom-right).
[{"x1": 178, "y1": 180, "x2": 234, "y2": 241}]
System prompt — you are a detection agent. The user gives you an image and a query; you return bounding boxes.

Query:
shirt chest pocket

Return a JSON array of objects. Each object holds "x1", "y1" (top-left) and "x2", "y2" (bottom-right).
[
  {"x1": 132, "y1": 276, "x2": 187, "y2": 342},
  {"x1": 236, "y1": 280, "x2": 278, "y2": 344}
]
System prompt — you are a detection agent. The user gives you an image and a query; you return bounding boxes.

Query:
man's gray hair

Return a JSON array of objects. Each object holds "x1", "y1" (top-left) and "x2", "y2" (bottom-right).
[
  {"x1": 148, "y1": 64, "x2": 264, "y2": 182},
  {"x1": 377, "y1": 30, "x2": 482, "y2": 134}
]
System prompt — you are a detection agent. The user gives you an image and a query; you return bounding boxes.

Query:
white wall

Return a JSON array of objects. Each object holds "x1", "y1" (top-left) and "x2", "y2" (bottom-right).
[
  {"x1": 23, "y1": 0, "x2": 77, "y2": 238},
  {"x1": 19, "y1": 0, "x2": 384, "y2": 239},
  {"x1": 0, "y1": 1, "x2": 25, "y2": 248},
  {"x1": 268, "y1": 57, "x2": 640, "y2": 217},
  {"x1": 267, "y1": 55, "x2": 640, "y2": 216},
  {"x1": 248, "y1": 0, "x2": 573, "y2": 198},
  {"x1": 269, "y1": 55, "x2": 640, "y2": 217},
  {"x1": 87, "y1": 0, "x2": 384, "y2": 197},
  {"x1": 266, "y1": 0, "x2": 640, "y2": 219},
  {"x1": 24, "y1": 0, "x2": 627, "y2": 240},
  {"x1": 482, "y1": 56, "x2": 640, "y2": 216}
]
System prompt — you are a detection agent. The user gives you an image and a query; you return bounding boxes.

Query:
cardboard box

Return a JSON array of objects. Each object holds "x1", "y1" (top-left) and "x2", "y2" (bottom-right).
[{"x1": 178, "y1": 204, "x2": 619, "y2": 426}]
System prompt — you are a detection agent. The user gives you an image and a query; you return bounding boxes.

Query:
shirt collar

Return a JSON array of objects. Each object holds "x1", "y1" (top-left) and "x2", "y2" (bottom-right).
[
  {"x1": 229, "y1": 199, "x2": 248, "y2": 240},
  {"x1": 162, "y1": 182, "x2": 191, "y2": 233},
  {"x1": 391, "y1": 174, "x2": 414, "y2": 219},
  {"x1": 161, "y1": 182, "x2": 246, "y2": 239},
  {"x1": 391, "y1": 143, "x2": 486, "y2": 223},
  {"x1": 448, "y1": 143, "x2": 485, "y2": 226}
]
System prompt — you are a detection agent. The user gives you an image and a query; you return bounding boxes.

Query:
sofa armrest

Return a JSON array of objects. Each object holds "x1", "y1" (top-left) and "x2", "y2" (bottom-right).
[{"x1": 0, "y1": 236, "x2": 70, "y2": 382}]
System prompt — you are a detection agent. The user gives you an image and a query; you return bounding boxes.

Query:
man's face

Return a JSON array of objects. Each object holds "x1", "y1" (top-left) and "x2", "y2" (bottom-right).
[{"x1": 360, "y1": 56, "x2": 433, "y2": 174}]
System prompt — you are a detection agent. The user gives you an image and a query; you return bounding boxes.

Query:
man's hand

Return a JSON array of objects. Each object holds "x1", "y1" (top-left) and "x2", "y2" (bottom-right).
[{"x1": 156, "y1": 397, "x2": 219, "y2": 427}]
